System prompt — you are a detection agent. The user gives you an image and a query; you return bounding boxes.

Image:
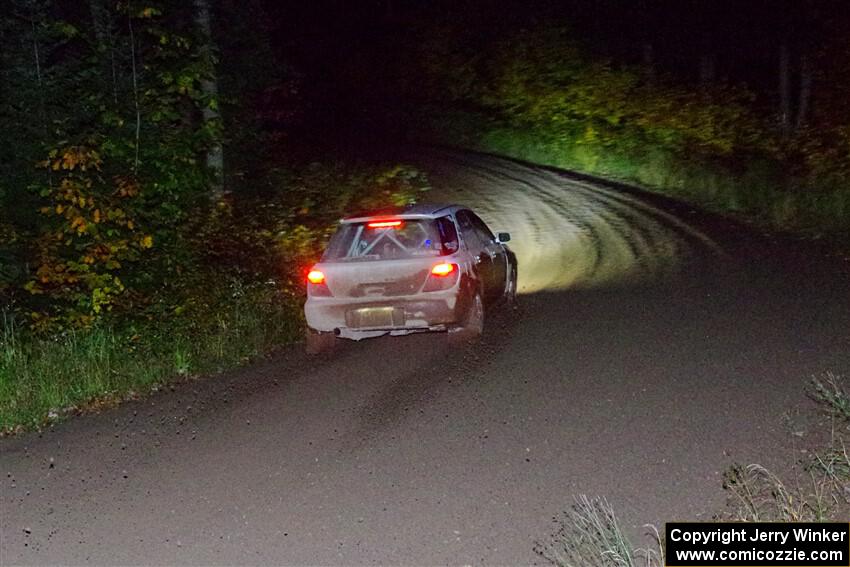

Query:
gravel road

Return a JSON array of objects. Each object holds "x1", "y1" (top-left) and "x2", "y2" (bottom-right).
[{"x1": 2, "y1": 149, "x2": 849, "y2": 565}]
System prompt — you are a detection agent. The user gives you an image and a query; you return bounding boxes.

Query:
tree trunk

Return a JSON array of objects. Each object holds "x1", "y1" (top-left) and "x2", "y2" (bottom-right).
[
  {"x1": 88, "y1": 0, "x2": 118, "y2": 104},
  {"x1": 127, "y1": 6, "x2": 141, "y2": 174},
  {"x1": 699, "y1": 53, "x2": 715, "y2": 91},
  {"x1": 641, "y1": 43, "x2": 655, "y2": 83},
  {"x1": 779, "y1": 43, "x2": 792, "y2": 134},
  {"x1": 193, "y1": 0, "x2": 225, "y2": 199},
  {"x1": 796, "y1": 53, "x2": 811, "y2": 129},
  {"x1": 29, "y1": 3, "x2": 52, "y2": 187},
  {"x1": 88, "y1": 0, "x2": 108, "y2": 44}
]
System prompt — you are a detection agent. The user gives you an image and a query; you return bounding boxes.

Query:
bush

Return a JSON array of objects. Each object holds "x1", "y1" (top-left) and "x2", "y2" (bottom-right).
[{"x1": 0, "y1": 160, "x2": 429, "y2": 432}]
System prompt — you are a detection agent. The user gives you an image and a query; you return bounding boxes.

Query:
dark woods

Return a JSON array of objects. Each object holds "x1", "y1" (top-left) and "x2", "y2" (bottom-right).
[{"x1": 0, "y1": 0, "x2": 425, "y2": 330}]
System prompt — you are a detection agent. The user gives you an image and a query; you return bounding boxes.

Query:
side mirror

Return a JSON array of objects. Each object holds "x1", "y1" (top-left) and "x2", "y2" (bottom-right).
[{"x1": 496, "y1": 232, "x2": 511, "y2": 243}]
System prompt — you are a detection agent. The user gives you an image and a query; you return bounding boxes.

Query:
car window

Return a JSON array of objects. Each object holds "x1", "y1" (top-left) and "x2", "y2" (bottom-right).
[
  {"x1": 323, "y1": 219, "x2": 454, "y2": 261},
  {"x1": 455, "y1": 210, "x2": 483, "y2": 250},
  {"x1": 435, "y1": 216, "x2": 459, "y2": 254},
  {"x1": 470, "y1": 213, "x2": 496, "y2": 244}
]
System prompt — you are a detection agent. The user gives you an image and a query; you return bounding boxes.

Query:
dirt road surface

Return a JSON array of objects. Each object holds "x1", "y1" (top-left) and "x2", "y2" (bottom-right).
[{"x1": 3, "y1": 149, "x2": 849, "y2": 565}]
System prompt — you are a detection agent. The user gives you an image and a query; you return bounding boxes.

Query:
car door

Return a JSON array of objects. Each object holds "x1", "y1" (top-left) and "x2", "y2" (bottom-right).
[
  {"x1": 470, "y1": 212, "x2": 508, "y2": 301},
  {"x1": 456, "y1": 210, "x2": 493, "y2": 297}
]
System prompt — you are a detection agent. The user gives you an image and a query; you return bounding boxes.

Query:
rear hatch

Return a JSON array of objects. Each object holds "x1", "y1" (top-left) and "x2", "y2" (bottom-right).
[
  {"x1": 321, "y1": 258, "x2": 433, "y2": 298},
  {"x1": 318, "y1": 216, "x2": 458, "y2": 299}
]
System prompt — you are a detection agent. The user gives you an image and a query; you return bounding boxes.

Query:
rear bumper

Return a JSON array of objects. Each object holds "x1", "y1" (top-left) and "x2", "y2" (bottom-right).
[{"x1": 304, "y1": 291, "x2": 460, "y2": 339}]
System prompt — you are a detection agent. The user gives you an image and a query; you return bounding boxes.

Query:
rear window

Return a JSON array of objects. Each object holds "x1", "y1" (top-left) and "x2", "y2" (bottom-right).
[{"x1": 323, "y1": 217, "x2": 459, "y2": 261}]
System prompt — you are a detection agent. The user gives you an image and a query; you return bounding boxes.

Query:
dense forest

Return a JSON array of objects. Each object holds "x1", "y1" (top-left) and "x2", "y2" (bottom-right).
[
  {"x1": 0, "y1": 0, "x2": 430, "y2": 428},
  {"x1": 365, "y1": 1, "x2": 850, "y2": 229},
  {"x1": 2, "y1": 0, "x2": 849, "y2": 429}
]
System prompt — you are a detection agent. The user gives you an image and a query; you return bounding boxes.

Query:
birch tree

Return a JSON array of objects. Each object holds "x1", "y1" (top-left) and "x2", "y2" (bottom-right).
[
  {"x1": 88, "y1": 0, "x2": 118, "y2": 104},
  {"x1": 194, "y1": 0, "x2": 225, "y2": 198},
  {"x1": 779, "y1": 43, "x2": 791, "y2": 135}
]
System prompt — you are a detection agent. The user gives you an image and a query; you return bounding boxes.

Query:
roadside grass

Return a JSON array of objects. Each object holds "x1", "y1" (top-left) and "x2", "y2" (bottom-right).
[
  {"x1": 809, "y1": 371, "x2": 850, "y2": 421},
  {"x1": 723, "y1": 372, "x2": 850, "y2": 523},
  {"x1": 0, "y1": 283, "x2": 303, "y2": 433},
  {"x1": 413, "y1": 110, "x2": 850, "y2": 239},
  {"x1": 535, "y1": 495, "x2": 663, "y2": 567},
  {"x1": 479, "y1": 126, "x2": 850, "y2": 236},
  {"x1": 537, "y1": 373, "x2": 850, "y2": 566}
]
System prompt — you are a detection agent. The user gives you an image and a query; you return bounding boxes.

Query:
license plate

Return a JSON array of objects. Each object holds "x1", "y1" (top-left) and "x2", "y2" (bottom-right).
[{"x1": 346, "y1": 307, "x2": 404, "y2": 328}]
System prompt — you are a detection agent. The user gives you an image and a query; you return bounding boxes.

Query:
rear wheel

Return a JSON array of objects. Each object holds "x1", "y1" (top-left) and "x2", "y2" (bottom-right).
[
  {"x1": 449, "y1": 290, "x2": 484, "y2": 343},
  {"x1": 305, "y1": 328, "x2": 336, "y2": 355}
]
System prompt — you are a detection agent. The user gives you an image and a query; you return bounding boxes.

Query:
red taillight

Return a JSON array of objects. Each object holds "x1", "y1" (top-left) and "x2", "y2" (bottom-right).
[
  {"x1": 423, "y1": 263, "x2": 458, "y2": 292},
  {"x1": 431, "y1": 263, "x2": 455, "y2": 277},
  {"x1": 307, "y1": 268, "x2": 331, "y2": 297},
  {"x1": 367, "y1": 220, "x2": 403, "y2": 228}
]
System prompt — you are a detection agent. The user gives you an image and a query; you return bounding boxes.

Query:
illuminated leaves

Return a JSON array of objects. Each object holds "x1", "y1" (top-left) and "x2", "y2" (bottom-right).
[
  {"x1": 28, "y1": 142, "x2": 154, "y2": 326},
  {"x1": 69, "y1": 215, "x2": 87, "y2": 234},
  {"x1": 428, "y1": 25, "x2": 769, "y2": 158},
  {"x1": 138, "y1": 7, "x2": 162, "y2": 19},
  {"x1": 46, "y1": 147, "x2": 102, "y2": 172},
  {"x1": 7, "y1": 3, "x2": 218, "y2": 331}
]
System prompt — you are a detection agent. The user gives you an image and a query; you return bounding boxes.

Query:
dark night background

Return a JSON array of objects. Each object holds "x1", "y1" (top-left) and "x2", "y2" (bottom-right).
[{"x1": 262, "y1": 0, "x2": 848, "y2": 133}]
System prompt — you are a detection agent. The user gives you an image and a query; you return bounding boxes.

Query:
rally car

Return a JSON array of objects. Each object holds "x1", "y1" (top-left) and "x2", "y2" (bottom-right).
[{"x1": 303, "y1": 203, "x2": 517, "y2": 353}]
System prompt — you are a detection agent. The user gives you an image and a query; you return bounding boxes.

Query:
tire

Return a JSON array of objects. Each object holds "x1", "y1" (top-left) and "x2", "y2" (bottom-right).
[
  {"x1": 305, "y1": 328, "x2": 336, "y2": 355},
  {"x1": 449, "y1": 289, "x2": 484, "y2": 343}
]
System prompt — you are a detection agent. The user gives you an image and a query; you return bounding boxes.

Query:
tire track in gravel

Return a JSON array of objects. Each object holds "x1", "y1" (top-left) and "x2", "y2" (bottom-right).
[{"x1": 420, "y1": 148, "x2": 724, "y2": 293}]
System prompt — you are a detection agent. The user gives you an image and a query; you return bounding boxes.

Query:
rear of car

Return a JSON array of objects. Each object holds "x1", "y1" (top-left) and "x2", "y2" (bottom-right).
[{"x1": 304, "y1": 214, "x2": 468, "y2": 341}]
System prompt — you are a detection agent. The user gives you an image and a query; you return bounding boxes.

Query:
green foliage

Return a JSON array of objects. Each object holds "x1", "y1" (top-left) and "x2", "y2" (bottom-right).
[
  {"x1": 0, "y1": 214, "x2": 24, "y2": 304},
  {"x1": 798, "y1": 15, "x2": 850, "y2": 186},
  {"x1": 477, "y1": 123, "x2": 850, "y2": 234},
  {"x1": 25, "y1": 148, "x2": 147, "y2": 329},
  {"x1": 412, "y1": 23, "x2": 849, "y2": 235},
  {"x1": 191, "y1": 162, "x2": 428, "y2": 276},
  {"x1": 0, "y1": 281, "x2": 302, "y2": 431},
  {"x1": 0, "y1": 1, "x2": 432, "y2": 430},
  {"x1": 801, "y1": 126, "x2": 850, "y2": 188},
  {"x1": 422, "y1": 25, "x2": 768, "y2": 160},
  {"x1": 0, "y1": 159, "x2": 429, "y2": 430},
  {"x1": 1, "y1": 2, "x2": 217, "y2": 329}
]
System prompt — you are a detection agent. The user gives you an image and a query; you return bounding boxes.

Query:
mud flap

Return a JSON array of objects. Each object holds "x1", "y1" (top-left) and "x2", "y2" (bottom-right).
[{"x1": 305, "y1": 328, "x2": 337, "y2": 355}]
